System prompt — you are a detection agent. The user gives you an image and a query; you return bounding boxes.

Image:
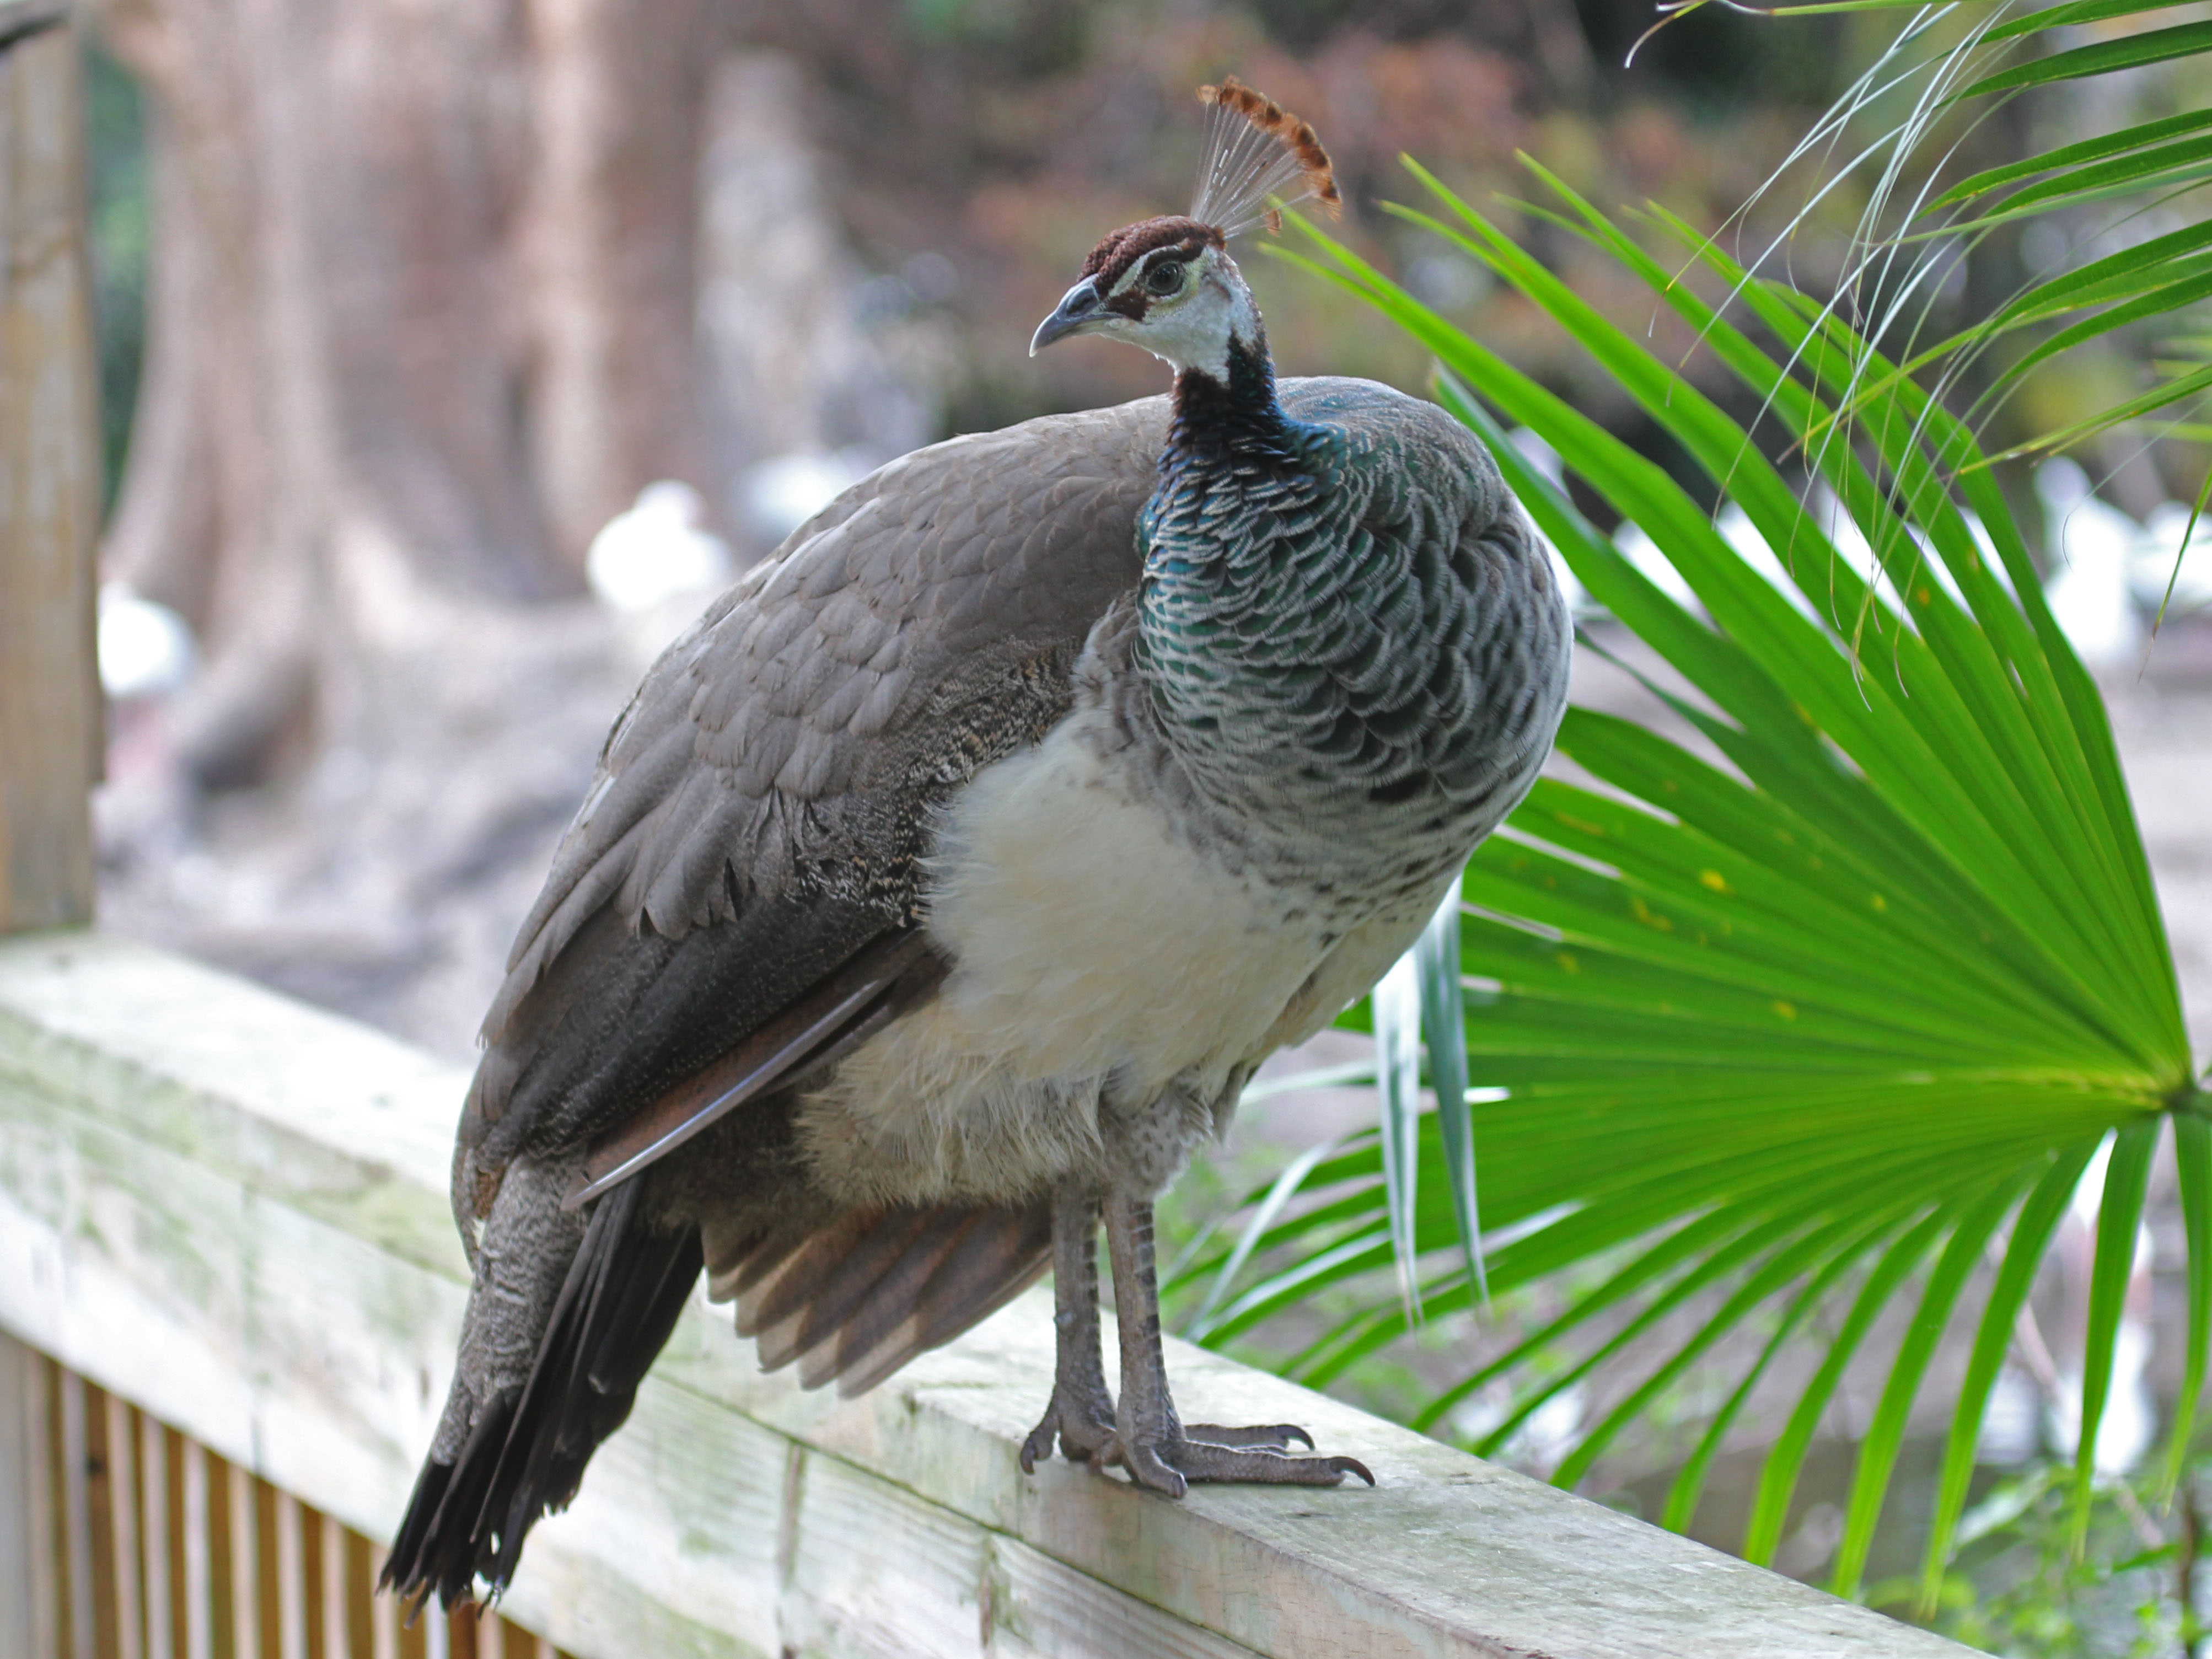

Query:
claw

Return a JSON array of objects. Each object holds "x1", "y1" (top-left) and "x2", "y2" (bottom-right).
[
  {"x1": 1098, "y1": 1433, "x2": 1188, "y2": 1497},
  {"x1": 1018, "y1": 1420, "x2": 1056, "y2": 1475}
]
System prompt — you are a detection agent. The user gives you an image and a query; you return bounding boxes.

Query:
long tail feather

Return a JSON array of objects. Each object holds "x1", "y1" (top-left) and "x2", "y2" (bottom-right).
[{"x1": 380, "y1": 1181, "x2": 703, "y2": 1608}]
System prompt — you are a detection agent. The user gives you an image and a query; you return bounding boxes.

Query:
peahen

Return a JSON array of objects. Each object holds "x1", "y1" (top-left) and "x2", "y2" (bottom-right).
[{"x1": 385, "y1": 79, "x2": 1571, "y2": 1608}]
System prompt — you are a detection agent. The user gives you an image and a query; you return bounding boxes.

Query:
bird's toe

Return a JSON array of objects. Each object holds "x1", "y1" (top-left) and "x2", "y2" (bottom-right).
[
  {"x1": 1170, "y1": 1439, "x2": 1375, "y2": 1487},
  {"x1": 1099, "y1": 1433, "x2": 1190, "y2": 1497},
  {"x1": 1019, "y1": 1390, "x2": 1117, "y2": 1473},
  {"x1": 1096, "y1": 1426, "x2": 1374, "y2": 1492},
  {"x1": 1182, "y1": 1421, "x2": 1313, "y2": 1451}
]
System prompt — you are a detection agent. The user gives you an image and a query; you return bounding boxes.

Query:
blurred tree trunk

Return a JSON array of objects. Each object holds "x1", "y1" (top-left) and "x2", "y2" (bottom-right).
[
  {"x1": 525, "y1": 0, "x2": 722, "y2": 565},
  {"x1": 91, "y1": 0, "x2": 721, "y2": 790}
]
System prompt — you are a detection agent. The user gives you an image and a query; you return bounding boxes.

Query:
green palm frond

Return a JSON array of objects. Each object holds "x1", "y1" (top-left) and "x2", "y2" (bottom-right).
[
  {"x1": 1175, "y1": 160, "x2": 2209, "y2": 1608},
  {"x1": 1699, "y1": 0, "x2": 2212, "y2": 517}
]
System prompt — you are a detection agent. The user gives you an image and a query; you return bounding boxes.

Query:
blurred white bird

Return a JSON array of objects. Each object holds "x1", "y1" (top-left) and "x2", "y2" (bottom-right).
[
  {"x1": 2037, "y1": 458, "x2": 2144, "y2": 670},
  {"x1": 97, "y1": 582, "x2": 196, "y2": 700},
  {"x1": 1812, "y1": 487, "x2": 1968, "y2": 623},
  {"x1": 585, "y1": 480, "x2": 735, "y2": 614},
  {"x1": 1977, "y1": 1365, "x2": 2043, "y2": 1467},
  {"x1": 1779, "y1": 487, "x2": 2017, "y2": 622},
  {"x1": 1449, "y1": 1381, "x2": 1586, "y2": 1475},
  {"x1": 740, "y1": 449, "x2": 874, "y2": 545},
  {"x1": 1954, "y1": 508, "x2": 2020, "y2": 603},
  {"x1": 1614, "y1": 498, "x2": 1873, "y2": 628},
  {"x1": 2044, "y1": 1136, "x2": 2157, "y2": 1476},
  {"x1": 2130, "y1": 500, "x2": 2212, "y2": 618}
]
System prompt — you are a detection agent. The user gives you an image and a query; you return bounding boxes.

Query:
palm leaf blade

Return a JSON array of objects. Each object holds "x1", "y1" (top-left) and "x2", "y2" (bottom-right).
[{"x1": 1195, "y1": 133, "x2": 2201, "y2": 1606}]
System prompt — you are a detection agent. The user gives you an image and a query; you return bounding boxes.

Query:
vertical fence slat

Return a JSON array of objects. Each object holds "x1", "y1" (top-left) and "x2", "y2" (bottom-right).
[
  {"x1": 1, "y1": 1332, "x2": 62, "y2": 1659},
  {"x1": 319, "y1": 1513, "x2": 348, "y2": 1659},
  {"x1": 0, "y1": 1332, "x2": 36, "y2": 1657},
  {"x1": 367, "y1": 1550, "x2": 397, "y2": 1659},
  {"x1": 4, "y1": 1352, "x2": 575, "y2": 1659},
  {"x1": 142, "y1": 1418, "x2": 173, "y2": 1659},
  {"x1": 31, "y1": 1346, "x2": 62, "y2": 1659},
  {"x1": 180, "y1": 1440, "x2": 211, "y2": 1659},
  {"x1": 272, "y1": 1492, "x2": 305, "y2": 1659},
  {"x1": 106, "y1": 1394, "x2": 143, "y2": 1659},
  {"x1": 58, "y1": 1366, "x2": 95, "y2": 1659},
  {"x1": 227, "y1": 1462, "x2": 258, "y2": 1659}
]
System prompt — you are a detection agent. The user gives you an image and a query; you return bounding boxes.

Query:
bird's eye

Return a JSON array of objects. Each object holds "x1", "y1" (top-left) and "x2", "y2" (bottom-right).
[{"x1": 1145, "y1": 260, "x2": 1185, "y2": 296}]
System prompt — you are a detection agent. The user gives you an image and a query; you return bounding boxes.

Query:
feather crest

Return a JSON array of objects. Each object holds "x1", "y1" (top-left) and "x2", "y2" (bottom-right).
[{"x1": 1191, "y1": 78, "x2": 1340, "y2": 238}]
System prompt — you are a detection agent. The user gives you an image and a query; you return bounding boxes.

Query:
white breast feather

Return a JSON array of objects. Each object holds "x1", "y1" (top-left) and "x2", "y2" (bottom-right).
[
  {"x1": 797, "y1": 702, "x2": 1458, "y2": 1206},
  {"x1": 801, "y1": 707, "x2": 1290, "y2": 1199}
]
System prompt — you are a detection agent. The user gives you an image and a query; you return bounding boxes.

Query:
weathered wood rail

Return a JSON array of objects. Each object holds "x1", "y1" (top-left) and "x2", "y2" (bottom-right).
[{"x1": 0, "y1": 929, "x2": 1977, "y2": 1659}]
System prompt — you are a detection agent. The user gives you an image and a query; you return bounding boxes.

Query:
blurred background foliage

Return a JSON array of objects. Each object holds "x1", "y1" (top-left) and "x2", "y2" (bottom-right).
[
  {"x1": 78, "y1": 0, "x2": 2210, "y2": 533},
  {"x1": 76, "y1": 0, "x2": 1897, "y2": 501}
]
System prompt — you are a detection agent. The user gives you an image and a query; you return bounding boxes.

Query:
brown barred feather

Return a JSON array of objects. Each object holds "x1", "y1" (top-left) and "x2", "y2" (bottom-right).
[
  {"x1": 714, "y1": 1200, "x2": 1051, "y2": 1392},
  {"x1": 825, "y1": 1204, "x2": 1051, "y2": 1396},
  {"x1": 1197, "y1": 77, "x2": 1340, "y2": 212}
]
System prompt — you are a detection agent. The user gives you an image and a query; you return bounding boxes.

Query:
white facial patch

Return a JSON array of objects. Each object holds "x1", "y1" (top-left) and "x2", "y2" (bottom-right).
[{"x1": 1098, "y1": 249, "x2": 1255, "y2": 383}]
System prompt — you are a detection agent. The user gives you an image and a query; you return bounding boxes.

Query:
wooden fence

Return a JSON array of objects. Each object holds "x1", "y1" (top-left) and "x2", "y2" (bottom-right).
[{"x1": 0, "y1": 1339, "x2": 559, "y2": 1658}]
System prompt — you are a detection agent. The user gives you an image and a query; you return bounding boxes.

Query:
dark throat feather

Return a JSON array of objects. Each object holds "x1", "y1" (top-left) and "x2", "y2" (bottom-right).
[{"x1": 1165, "y1": 330, "x2": 1293, "y2": 469}]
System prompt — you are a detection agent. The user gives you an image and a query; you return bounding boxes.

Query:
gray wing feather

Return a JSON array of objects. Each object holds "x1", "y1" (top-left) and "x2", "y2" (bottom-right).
[{"x1": 458, "y1": 395, "x2": 1170, "y2": 1215}]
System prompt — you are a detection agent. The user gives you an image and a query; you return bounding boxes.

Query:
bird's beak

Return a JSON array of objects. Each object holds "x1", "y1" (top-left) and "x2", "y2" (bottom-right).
[{"x1": 1030, "y1": 278, "x2": 1105, "y2": 356}]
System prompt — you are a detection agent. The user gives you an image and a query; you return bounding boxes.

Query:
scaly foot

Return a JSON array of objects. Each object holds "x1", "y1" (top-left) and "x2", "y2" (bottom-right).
[
  {"x1": 1093, "y1": 1183, "x2": 1375, "y2": 1497},
  {"x1": 1023, "y1": 1175, "x2": 1119, "y2": 1475},
  {"x1": 1099, "y1": 1427, "x2": 1375, "y2": 1497},
  {"x1": 1019, "y1": 1386, "x2": 1118, "y2": 1472}
]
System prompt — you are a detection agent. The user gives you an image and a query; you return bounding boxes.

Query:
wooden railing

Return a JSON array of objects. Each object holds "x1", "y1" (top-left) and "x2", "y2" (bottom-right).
[{"x1": 0, "y1": 929, "x2": 1978, "y2": 1659}]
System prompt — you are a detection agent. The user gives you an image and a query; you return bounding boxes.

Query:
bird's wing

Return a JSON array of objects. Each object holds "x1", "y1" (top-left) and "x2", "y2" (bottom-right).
[{"x1": 454, "y1": 395, "x2": 1169, "y2": 1226}]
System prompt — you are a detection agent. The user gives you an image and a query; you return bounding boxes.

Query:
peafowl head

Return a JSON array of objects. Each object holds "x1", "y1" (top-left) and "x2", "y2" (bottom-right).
[{"x1": 1030, "y1": 79, "x2": 1338, "y2": 384}]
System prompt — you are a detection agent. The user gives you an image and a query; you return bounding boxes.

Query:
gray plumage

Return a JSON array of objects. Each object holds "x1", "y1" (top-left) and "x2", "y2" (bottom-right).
[
  {"x1": 461, "y1": 399, "x2": 1165, "y2": 1194},
  {"x1": 386, "y1": 208, "x2": 1569, "y2": 1609}
]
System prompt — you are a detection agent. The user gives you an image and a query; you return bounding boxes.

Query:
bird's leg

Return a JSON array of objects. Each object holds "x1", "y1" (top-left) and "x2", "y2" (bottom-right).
[
  {"x1": 1019, "y1": 1174, "x2": 1118, "y2": 1471},
  {"x1": 1098, "y1": 1183, "x2": 1373, "y2": 1496}
]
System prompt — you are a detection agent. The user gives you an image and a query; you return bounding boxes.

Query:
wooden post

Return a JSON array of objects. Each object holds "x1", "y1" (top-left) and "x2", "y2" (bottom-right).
[{"x1": 0, "y1": 1, "x2": 101, "y2": 933}]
